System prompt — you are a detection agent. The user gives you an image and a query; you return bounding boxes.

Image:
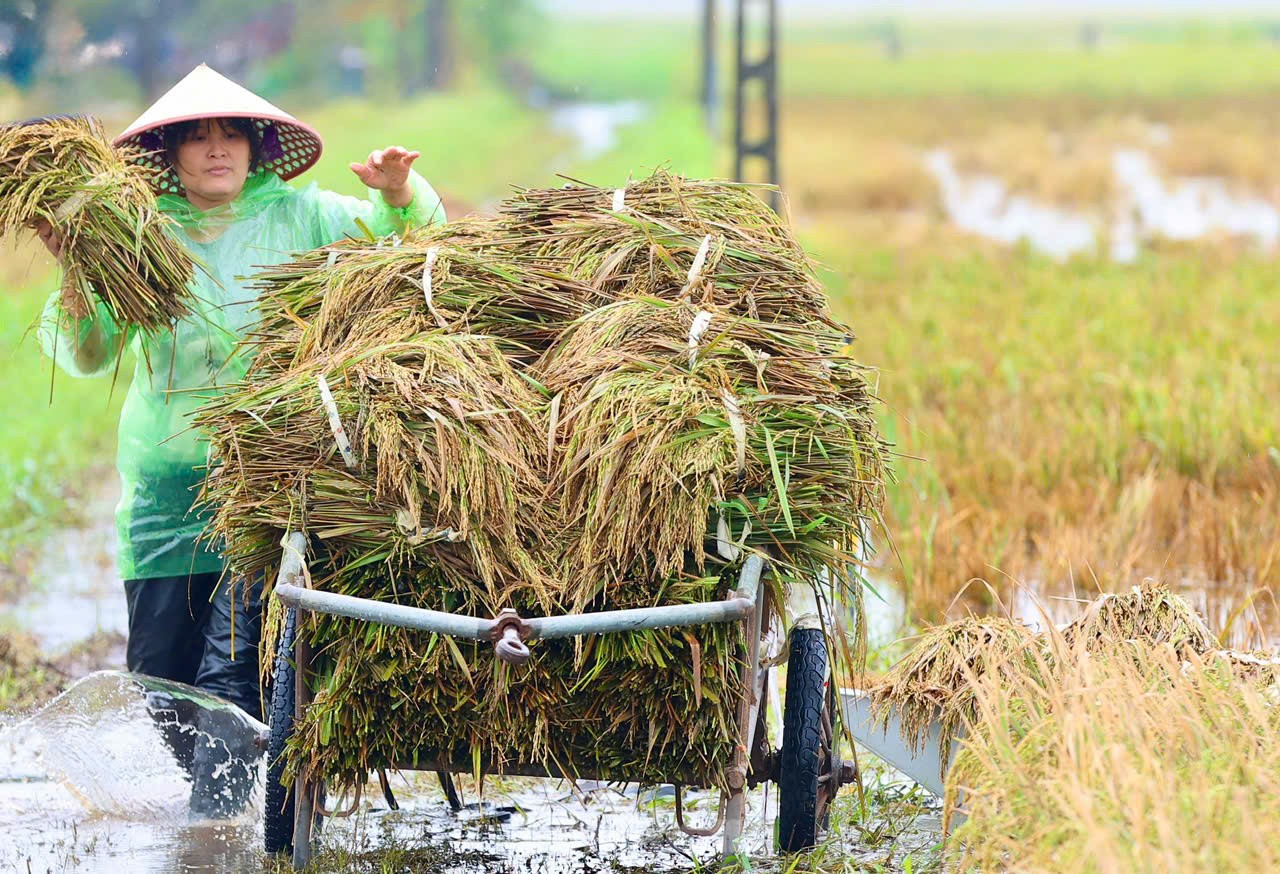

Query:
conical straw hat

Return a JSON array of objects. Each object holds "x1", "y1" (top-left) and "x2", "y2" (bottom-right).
[{"x1": 113, "y1": 64, "x2": 323, "y2": 195}]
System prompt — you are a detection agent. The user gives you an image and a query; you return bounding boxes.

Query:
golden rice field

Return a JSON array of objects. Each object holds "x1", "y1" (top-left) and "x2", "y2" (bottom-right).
[
  {"x1": 775, "y1": 95, "x2": 1280, "y2": 643},
  {"x1": 2, "y1": 16, "x2": 1279, "y2": 873}
]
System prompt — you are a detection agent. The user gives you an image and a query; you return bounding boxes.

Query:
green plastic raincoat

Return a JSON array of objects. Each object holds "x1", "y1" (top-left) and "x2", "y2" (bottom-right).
[{"x1": 39, "y1": 169, "x2": 445, "y2": 580}]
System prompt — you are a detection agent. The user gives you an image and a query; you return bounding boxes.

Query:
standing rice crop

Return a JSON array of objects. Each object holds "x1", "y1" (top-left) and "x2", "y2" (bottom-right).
[
  {"x1": 0, "y1": 115, "x2": 194, "y2": 330},
  {"x1": 946, "y1": 638, "x2": 1280, "y2": 872}
]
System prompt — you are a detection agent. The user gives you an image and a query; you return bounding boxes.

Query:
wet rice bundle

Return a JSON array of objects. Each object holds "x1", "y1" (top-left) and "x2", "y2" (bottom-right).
[
  {"x1": 1060, "y1": 582, "x2": 1219, "y2": 656},
  {"x1": 199, "y1": 171, "x2": 887, "y2": 792},
  {"x1": 244, "y1": 217, "x2": 598, "y2": 371},
  {"x1": 540, "y1": 296, "x2": 883, "y2": 611},
  {"x1": 501, "y1": 170, "x2": 836, "y2": 325},
  {"x1": 0, "y1": 115, "x2": 193, "y2": 330},
  {"x1": 868, "y1": 618, "x2": 1041, "y2": 770},
  {"x1": 199, "y1": 329, "x2": 553, "y2": 606},
  {"x1": 289, "y1": 568, "x2": 752, "y2": 789}
]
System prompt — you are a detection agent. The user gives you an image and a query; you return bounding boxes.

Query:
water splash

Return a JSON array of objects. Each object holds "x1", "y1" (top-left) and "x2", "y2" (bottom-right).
[
  {"x1": 0, "y1": 672, "x2": 267, "y2": 871},
  {"x1": 1, "y1": 672, "x2": 264, "y2": 820}
]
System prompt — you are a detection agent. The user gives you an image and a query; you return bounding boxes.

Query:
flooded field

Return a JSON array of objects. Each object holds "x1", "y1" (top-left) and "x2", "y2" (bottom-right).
[
  {"x1": 0, "y1": 491, "x2": 943, "y2": 874},
  {"x1": 3, "y1": 482, "x2": 1268, "y2": 872},
  {"x1": 0, "y1": 671, "x2": 942, "y2": 874},
  {"x1": 927, "y1": 141, "x2": 1280, "y2": 263}
]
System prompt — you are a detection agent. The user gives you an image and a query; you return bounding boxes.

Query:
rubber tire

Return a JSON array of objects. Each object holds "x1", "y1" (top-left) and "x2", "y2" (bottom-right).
[
  {"x1": 777, "y1": 626, "x2": 828, "y2": 853},
  {"x1": 264, "y1": 606, "x2": 298, "y2": 855}
]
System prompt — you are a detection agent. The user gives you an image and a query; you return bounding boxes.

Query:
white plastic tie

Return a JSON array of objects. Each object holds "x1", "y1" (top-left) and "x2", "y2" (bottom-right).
[
  {"x1": 716, "y1": 512, "x2": 738, "y2": 560},
  {"x1": 421, "y1": 247, "x2": 448, "y2": 329},
  {"x1": 325, "y1": 249, "x2": 340, "y2": 268},
  {"x1": 722, "y1": 388, "x2": 747, "y2": 476},
  {"x1": 716, "y1": 512, "x2": 753, "y2": 561},
  {"x1": 394, "y1": 508, "x2": 465, "y2": 545},
  {"x1": 611, "y1": 187, "x2": 626, "y2": 212},
  {"x1": 686, "y1": 310, "x2": 713, "y2": 368},
  {"x1": 317, "y1": 374, "x2": 358, "y2": 469},
  {"x1": 53, "y1": 171, "x2": 114, "y2": 222},
  {"x1": 677, "y1": 234, "x2": 713, "y2": 298},
  {"x1": 53, "y1": 190, "x2": 91, "y2": 223}
]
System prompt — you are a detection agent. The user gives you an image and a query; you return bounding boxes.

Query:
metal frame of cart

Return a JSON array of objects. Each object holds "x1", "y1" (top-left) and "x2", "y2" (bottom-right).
[{"x1": 264, "y1": 530, "x2": 855, "y2": 868}]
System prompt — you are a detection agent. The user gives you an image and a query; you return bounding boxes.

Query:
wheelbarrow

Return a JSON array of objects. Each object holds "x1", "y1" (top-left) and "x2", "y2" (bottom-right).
[{"x1": 263, "y1": 531, "x2": 857, "y2": 868}]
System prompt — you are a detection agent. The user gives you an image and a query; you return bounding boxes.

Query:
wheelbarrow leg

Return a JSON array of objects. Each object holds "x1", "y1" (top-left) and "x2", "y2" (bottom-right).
[
  {"x1": 723, "y1": 575, "x2": 768, "y2": 859},
  {"x1": 293, "y1": 775, "x2": 316, "y2": 869},
  {"x1": 292, "y1": 632, "x2": 316, "y2": 870}
]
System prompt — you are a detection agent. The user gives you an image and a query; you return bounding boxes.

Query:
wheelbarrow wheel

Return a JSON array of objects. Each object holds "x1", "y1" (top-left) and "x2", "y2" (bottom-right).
[
  {"x1": 264, "y1": 606, "x2": 298, "y2": 855},
  {"x1": 777, "y1": 625, "x2": 828, "y2": 853}
]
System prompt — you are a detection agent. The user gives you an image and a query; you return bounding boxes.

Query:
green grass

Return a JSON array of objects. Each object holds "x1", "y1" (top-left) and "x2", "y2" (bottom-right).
[
  {"x1": 0, "y1": 252, "x2": 124, "y2": 564},
  {"x1": 530, "y1": 16, "x2": 1280, "y2": 102},
  {"x1": 302, "y1": 86, "x2": 570, "y2": 204}
]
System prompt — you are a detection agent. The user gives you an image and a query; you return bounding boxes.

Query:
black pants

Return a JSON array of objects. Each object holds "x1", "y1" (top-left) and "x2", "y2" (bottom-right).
[
  {"x1": 123, "y1": 572, "x2": 265, "y2": 719},
  {"x1": 124, "y1": 572, "x2": 265, "y2": 817}
]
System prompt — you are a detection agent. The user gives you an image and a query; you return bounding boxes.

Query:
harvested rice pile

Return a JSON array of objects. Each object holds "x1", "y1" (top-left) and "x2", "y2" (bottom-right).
[
  {"x1": 868, "y1": 617, "x2": 1041, "y2": 772},
  {"x1": 198, "y1": 171, "x2": 888, "y2": 791},
  {"x1": 0, "y1": 116, "x2": 194, "y2": 330},
  {"x1": 1060, "y1": 582, "x2": 1219, "y2": 656},
  {"x1": 869, "y1": 583, "x2": 1265, "y2": 787}
]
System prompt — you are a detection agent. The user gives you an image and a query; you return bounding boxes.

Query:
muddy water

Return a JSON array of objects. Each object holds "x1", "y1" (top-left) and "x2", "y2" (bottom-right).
[
  {"x1": 0, "y1": 671, "x2": 861, "y2": 873},
  {"x1": 0, "y1": 675, "x2": 942, "y2": 874},
  {"x1": 1, "y1": 475, "x2": 943, "y2": 872},
  {"x1": 6, "y1": 481, "x2": 126, "y2": 652},
  {"x1": 0, "y1": 672, "x2": 264, "y2": 873},
  {"x1": 926, "y1": 145, "x2": 1280, "y2": 263}
]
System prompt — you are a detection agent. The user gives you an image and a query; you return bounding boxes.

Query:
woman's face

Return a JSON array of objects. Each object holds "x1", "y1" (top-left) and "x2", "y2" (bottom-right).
[{"x1": 173, "y1": 118, "x2": 251, "y2": 209}]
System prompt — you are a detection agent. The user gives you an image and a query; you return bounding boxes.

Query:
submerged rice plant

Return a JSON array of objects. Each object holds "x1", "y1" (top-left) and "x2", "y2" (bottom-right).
[{"x1": 947, "y1": 637, "x2": 1280, "y2": 872}]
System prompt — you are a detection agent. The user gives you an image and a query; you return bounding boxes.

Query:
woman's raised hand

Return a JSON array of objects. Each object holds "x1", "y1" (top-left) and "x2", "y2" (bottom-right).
[{"x1": 349, "y1": 146, "x2": 420, "y2": 208}]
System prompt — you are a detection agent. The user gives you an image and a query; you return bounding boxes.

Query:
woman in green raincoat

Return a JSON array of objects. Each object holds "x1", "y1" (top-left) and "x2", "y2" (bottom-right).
[{"x1": 34, "y1": 65, "x2": 445, "y2": 764}]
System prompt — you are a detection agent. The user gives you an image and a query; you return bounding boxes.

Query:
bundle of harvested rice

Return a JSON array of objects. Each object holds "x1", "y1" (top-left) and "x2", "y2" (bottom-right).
[
  {"x1": 501, "y1": 171, "x2": 835, "y2": 325},
  {"x1": 1061, "y1": 582, "x2": 1219, "y2": 656},
  {"x1": 198, "y1": 170, "x2": 887, "y2": 793},
  {"x1": 541, "y1": 296, "x2": 881, "y2": 611},
  {"x1": 198, "y1": 330, "x2": 553, "y2": 607},
  {"x1": 868, "y1": 618, "x2": 1041, "y2": 770},
  {"x1": 245, "y1": 217, "x2": 599, "y2": 371},
  {"x1": 0, "y1": 116, "x2": 193, "y2": 330},
  {"x1": 1213, "y1": 648, "x2": 1280, "y2": 693}
]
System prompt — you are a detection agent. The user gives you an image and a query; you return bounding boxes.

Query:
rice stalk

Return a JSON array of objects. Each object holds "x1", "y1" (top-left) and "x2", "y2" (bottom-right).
[
  {"x1": 198, "y1": 170, "x2": 888, "y2": 794},
  {"x1": 0, "y1": 115, "x2": 194, "y2": 330}
]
